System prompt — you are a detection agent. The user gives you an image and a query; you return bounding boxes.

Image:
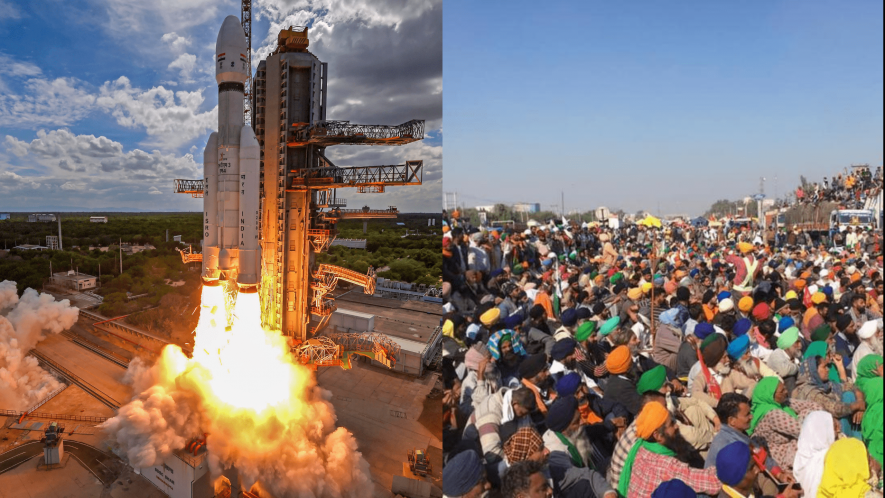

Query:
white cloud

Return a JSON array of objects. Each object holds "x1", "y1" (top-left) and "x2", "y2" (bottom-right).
[
  {"x1": 161, "y1": 32, "x2": 191, "y2": 52},
  {"x1": 0, "y1": 75, "x2": 96, "y2": 128},
  {"x1": 96, "y1": 76, "x2": 217, "y2": 149},
  {"x1": 168, "y1": 53, "x2": 198, "y2": 81},
  {"x1": 0, "y1": 1, "x2": 23, "y2": 21},
  {"x1": 1, "y1": 129, "x2": 202, "y2": 210},
  {"x1": 101, "y1": 0, "x2": 230, "y2": 37}
]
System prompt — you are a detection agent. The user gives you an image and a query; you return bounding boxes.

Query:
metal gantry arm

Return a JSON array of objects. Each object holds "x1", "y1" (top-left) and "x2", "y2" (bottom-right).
[
  {"x1": 173, "y1": 179, "x2": 204, "y2": 198},
  {"x1": 288, "y1": 119, "x2": 424, "y2": 147},
  {"x1": 288, "y1": 161, "x2": 423, "y2": 191}
]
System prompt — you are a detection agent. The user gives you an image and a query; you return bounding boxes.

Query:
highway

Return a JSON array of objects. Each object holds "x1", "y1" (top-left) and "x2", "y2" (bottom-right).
[
  {"x1": 65, "y1": 440, "x2": 118, "y2": 485},
  {"x1": 0, "y1": 441, "x2": 42, "y2": 474}
]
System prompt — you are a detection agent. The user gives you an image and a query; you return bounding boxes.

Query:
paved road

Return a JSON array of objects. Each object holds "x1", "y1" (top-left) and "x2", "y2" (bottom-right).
[
  {"x1": 0, "y1": 441, "x2": 42, "y2": 474},
  {"x1": 65, "y1": 440, "x2": 119, "y2": 485}
]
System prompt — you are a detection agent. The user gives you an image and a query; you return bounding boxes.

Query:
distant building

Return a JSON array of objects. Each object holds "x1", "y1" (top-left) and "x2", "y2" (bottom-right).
[
  {"x1": 13, "y1": 244, "x2": 48, "y2": 251},
  {"x1": 173, "y1": 235, "x2": 183, "y2": 243},
  {"x1": 28, "y1": 214, "x2": 56, "y2": 222},
  {"x1": 51, "y1": 271, "x2": 97, "y2": 291},
  {"x1": 46, "y1": 236, "x2": 59, "y2": 250},
  {"x1": 474, "y1": 205, "x2": 496, "y2": 212},
  {"x1": 513, "y1": 203, "x2": 540, "y2": 213},
  {"x1": 89, "y1": 216, "x2": 108, "y2": 223},
  {"x1": 331, "y1": 239, "x2": 367, "y2": 249},
  {"x1": 0, "y1": 214, "x2": 10, "y2": 221}
]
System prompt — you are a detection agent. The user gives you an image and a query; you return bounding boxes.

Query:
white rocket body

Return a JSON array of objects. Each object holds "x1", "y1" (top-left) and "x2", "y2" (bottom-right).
[{"x1": 202, "y1": 15, "x2": 259, "y2": 289}]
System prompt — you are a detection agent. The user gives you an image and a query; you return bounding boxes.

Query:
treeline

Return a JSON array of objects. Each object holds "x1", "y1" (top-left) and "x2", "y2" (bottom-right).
[{"x1": 0, "y1": 212, "x2": 203, "y2": 249}]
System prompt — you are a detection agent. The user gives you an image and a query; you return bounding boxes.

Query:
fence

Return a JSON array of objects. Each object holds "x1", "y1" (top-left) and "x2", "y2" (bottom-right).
[{"x1": 0, "y1": 408, "x2": 108, "y2": 423}]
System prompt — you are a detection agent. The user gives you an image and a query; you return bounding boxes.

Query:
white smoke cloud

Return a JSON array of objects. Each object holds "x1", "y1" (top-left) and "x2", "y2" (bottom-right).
[
  {"x1": 101, "y1": 289, "x2": 372, "y2": 498},
  {"x1": 0, "y1": 281, "x2": 80, "y2": 410}
]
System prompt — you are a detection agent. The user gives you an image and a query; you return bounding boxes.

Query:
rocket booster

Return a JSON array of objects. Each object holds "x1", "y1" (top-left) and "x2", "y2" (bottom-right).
[{"x1": 202, "y1": 15, "x2": 259, "y2": 289}]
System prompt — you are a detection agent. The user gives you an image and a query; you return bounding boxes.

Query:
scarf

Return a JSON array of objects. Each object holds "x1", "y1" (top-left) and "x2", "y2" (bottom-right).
[
  {"x1": 749, "y1": 377, "x2": 797, "y2": 435},
  {"x1": 617, "y1": 440, "x2": 676, "y2": 497},
  {"x1": 818, "y1": 438, "x2": 872, "y2": 497},
  {"x1": 697, "y1": 346, "x2": 722, "y2": 400},
  {"x1": 860, "y1": 377, "x2": 883, "y2": 466},
  {"x1": 553, "y1": 431, "x2": 584, "y2": 468},
  {"x1": 800, "y1": 356, "x2": 843, "y2": 398},
  {"x1": 793, "y1": 411, "x2": 835, "y2": 498},
  {"x1": 488, "y1": 329, "x2": 526, "y2": 360},
  {"x1": 521, "y1": 378, "x2": 553, "y2": 415}
]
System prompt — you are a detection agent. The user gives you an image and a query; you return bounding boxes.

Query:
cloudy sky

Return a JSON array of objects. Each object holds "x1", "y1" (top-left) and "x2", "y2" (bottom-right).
[
  {"x1": 0, "y1": 0, "x2": 441, "y2": 212},
  {"x1": 444, "y1": 0, "x2": 882, "y2": 217}
]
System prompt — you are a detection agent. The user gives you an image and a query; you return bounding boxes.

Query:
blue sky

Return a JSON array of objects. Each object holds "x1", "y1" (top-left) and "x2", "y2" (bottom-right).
[
  {"x1": 0, "y1": 0, "x2": 441, "y2": 212},
  {"x1": 444, "y1": 0, "x2": 883, "y2": 217}
]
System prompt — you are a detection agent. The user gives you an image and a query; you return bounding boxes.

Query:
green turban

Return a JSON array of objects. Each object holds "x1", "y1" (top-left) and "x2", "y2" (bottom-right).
[
  {"x1": 599, "y1": 316, "x2": 620, "y2": 336},
  {"x1": 777, "y1": 327, "x2": 800, "y2": 350},
  {"x1": 576, "y1": 321, "x2": 596, "y2": 342},
  {"x1": 636, "y1": 365, "x2": 667, "y2": 394}
]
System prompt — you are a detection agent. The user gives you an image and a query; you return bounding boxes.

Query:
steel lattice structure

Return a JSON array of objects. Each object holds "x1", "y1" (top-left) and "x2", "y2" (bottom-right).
[
  {"x1": 288, "y1": 161, "x2": 423, "y2": 190},
  {"x1": 324, "y1": 331, "x2": 401, "y2": 364},
  {"x1": 174, "y1": 179, "x2": 204, "y2": 198},
  {"x1": 289, "y1": 120, "x2": 425, "y2": 146}
]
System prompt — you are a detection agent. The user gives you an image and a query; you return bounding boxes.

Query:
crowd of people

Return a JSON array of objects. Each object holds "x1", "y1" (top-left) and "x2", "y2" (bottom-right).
[
  {"x1": 793, "y1": 166, "x2": 882, "y2": 209},
  {"x1": 440, "y1": 196, "x2": 883, "y2": 497}
]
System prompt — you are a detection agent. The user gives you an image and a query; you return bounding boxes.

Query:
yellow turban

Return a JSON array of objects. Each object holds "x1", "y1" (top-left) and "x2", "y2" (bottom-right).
[
  {"x1": 635, "y1": 401, "x2": 670, "y2": 439},
  {"x1": 738, "y1": 242, "x2": 754, "y2": 254},
  {"x1": 738, "y1": 296, "x2": 754, "y2": 313},
  {"x1": 442, "y1": 319, "x2": 454, "y2": 338},
  {"x1": 627, "y1": 287, "x2": 642, "y2": 301},
  {"x1": 606, "y1": 346, "x2": 633, "y2": 375},
  {"x1": 641, "y1": 282, "x2": 653, "y2": 294},
  {"x1": 480, "y1": 308, "x2": 501, "y2": 327},
  {"x1": 811, "y1": 292, "x2": 827, "y2": 305},
  {"x1": 784, "y1": 290, "x2": 798, "y2": 301}
]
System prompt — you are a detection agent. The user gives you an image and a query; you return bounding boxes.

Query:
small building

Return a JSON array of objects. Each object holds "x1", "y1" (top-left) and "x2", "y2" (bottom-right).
[
  {"x1": 89, "y1": 216, "x2": 108, "y2": 223},
  {"x1": 28, "y1": 214, "x2": 56, "y2": 222},
  {"x1": 141, "y1": 446, "x2": 212, "y2": 498},
  {"x1": 46, "y1": 235, "x2": 59, "y2": 250},
  {"x1": 0, "y1": 214, "x2": 10, "y2": 221},
  {"x1": 330, "y1": 238, "x2": 367, "y2": 249},
  {"x1": 513, "y1": 202, "x2": 541, "y2": 213},
  {"x1": 13, "y1": 244, "x2": 48, "y2": 251},
  {"x1": 51, "y1": 271, "x2": 97, "y2": 291}
]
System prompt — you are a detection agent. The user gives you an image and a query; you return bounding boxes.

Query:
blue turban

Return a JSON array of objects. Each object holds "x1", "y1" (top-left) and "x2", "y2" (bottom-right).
[
  {"x1": 694, "y1": 322, "x2": 715, "y2": 340},
  {"x1": 652, "y1": 479, "x2": 696, "y2": 498},
  {"x1": 778, "y1": 316, "x2": 795, "y2": 333},
  {"x1": 576, "y1": 307, "x2": 592, "y2": 320},
  {"x1": 561, "y1": 308, "x2": 577, "y2": 327},
  {"x1": 443, "y1": 450, "x2": 484, "y2": 496},
  {"x1": 717, "y1": 291, "x2": 732, "y2": 302},
  {"x1": 551, "y1": 338, "x2": 577, "y2": 361},
  {"x1": 556, "y1": 372, "x2": 581, "y2": 397},
  {"x1": 503, "y1": 314, "x2": 523, "y2": 329},
  {"x1": 716, "y1": 441, "x2": 752, "y2": 486},
  {"x1": 541, "y1": 258, "x2": 553, "y2": 266},
  {"x1": 489, "y1": 268, "x2": 503, "y2": 278},
  {"x1": 546, "y1": 396, "x2": 578, "y2": 433},
  {"x1": 690, "y1": 268, "x2": 699, "y2": 278},
  {"x1": 727, "y1": 334, "x2": 750, "y2": 360},
  {"x1": 822, "y1": 285, "x2": 833, "y2": 297},
  {"x1": 733, "y1": 318, "x2": 752, "y2": 337}
]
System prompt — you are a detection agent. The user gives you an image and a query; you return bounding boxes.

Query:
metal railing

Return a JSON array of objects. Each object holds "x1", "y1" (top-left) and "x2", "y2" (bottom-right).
[
  {"x1": 24, "y1": 384, "x2": 68, "y2": 414},
  {"x1": 0, "y1": 408, "x2": 109, "y2": 423},
  {"x1": 289, "y1": 161, "x2": 422, "y2": 190},
  {"x1": 290, "y1": 120, "x2": 424, "y2": 146},
  {"x1": 28, "y1": 350, "x2": 122, "y2": 409}
]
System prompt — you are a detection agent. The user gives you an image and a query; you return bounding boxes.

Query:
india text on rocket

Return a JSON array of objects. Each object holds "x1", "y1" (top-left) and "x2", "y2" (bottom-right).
[{"x1": 178, "y1": 16, "x2": 427, "y2": 344}]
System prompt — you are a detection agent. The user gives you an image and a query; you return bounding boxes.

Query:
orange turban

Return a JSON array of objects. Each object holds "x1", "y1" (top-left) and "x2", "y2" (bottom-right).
[
  {"x1": 738, "y1": 242, "x2": 754, "y2": 254},
  {"x1": 635, "y1": 401, "x2": 670, "y2": 439},
  {"x1": 738, "y1": 296, "x2": 754, "y2": 313},
  {"x1": 794, "y1": 279, "x2": 806, "y2": 290},
  {"x1": 606, "y1": 346, "x2": 633, "y2": 374},
  {"x1": 850, "y1": 272, "x2": 862, "y2": 283}
]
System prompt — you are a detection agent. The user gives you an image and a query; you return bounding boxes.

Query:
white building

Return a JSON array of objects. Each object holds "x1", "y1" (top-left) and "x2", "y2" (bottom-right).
[
  {"x1": 141, "y1": 447, "x2": 212, "y2": 498},
  {"x1": 28, "y1": 214, "x2": 56, "y2": 222},
  {"x1": 474, "y1": 205, "x2": 496, "y2": 212},
  {"x1": 51, "y1": 271, "x2": 97, "y2": 291},
  {"x1": 89, "y1": 216, "x2": 108, "y2": 223},
  {"x1": 46, "y1": 236, "x2": 59, "y2": 250},
  {"x1": 513, "y1": 203, "x2": 540, "y2": 213}
]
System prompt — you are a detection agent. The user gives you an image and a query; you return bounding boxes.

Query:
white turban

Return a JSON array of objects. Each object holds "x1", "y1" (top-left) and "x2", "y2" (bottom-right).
[
  {"x1": 857, "y1": 319, "x2": 881, "y2": 340},
  {"x1": 718, "y1": 298, "x2": 734, "y2": 312}
]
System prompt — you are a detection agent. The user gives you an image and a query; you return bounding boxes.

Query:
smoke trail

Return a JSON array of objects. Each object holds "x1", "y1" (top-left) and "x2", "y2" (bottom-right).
[
  {"x1": 0, "y1": 280, "x2": 79, "y2": 410},
  {"x1": 101, "y1": 286, "x2": 372, "y2": 498}
]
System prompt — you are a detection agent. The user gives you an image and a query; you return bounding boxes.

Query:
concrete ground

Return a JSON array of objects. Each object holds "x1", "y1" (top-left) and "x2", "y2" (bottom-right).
[
  {"x1": 33, "y1": 334, "x2": 133, "y2": 407},
  {"x1": 316, "y1": 360, "x2": 442, "y2": 498},
  {"x1": 37, "y1": 385, "x2": 117, "y2": 420}
]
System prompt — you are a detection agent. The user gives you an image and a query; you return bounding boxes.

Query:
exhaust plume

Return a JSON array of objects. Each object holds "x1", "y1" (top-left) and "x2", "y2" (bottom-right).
[
  {"x1": 0, "y1": 280, "x2": 79, "y2": 410},
  {"x1": 101, "y1": 285, "x2": 372, "y2": 498}
]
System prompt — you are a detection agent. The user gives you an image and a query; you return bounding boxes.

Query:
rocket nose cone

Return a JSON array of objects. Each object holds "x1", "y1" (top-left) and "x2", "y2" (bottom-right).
[{"x1": 216, "y1": 15, "x2": 247, "y2": 53}]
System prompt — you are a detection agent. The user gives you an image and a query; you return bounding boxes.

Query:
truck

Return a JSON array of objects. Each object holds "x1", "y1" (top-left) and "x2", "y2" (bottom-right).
[{"x1": 780, "y1": 201, "x2": 874, "y2": 243}]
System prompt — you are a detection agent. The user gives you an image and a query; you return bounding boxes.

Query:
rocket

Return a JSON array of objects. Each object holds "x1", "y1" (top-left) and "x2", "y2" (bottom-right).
[{"x1": 202, "y1": 15, "x2": 260, "y2": 291}]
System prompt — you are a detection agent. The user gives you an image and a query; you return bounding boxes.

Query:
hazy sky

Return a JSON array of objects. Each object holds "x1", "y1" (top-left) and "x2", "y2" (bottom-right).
[
  {"x1": 444, "y1": 0, "x2": 883, "y2": 217},
  {"x1": 0, "y1": 0, "x2": 441, "y2": 212}
]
